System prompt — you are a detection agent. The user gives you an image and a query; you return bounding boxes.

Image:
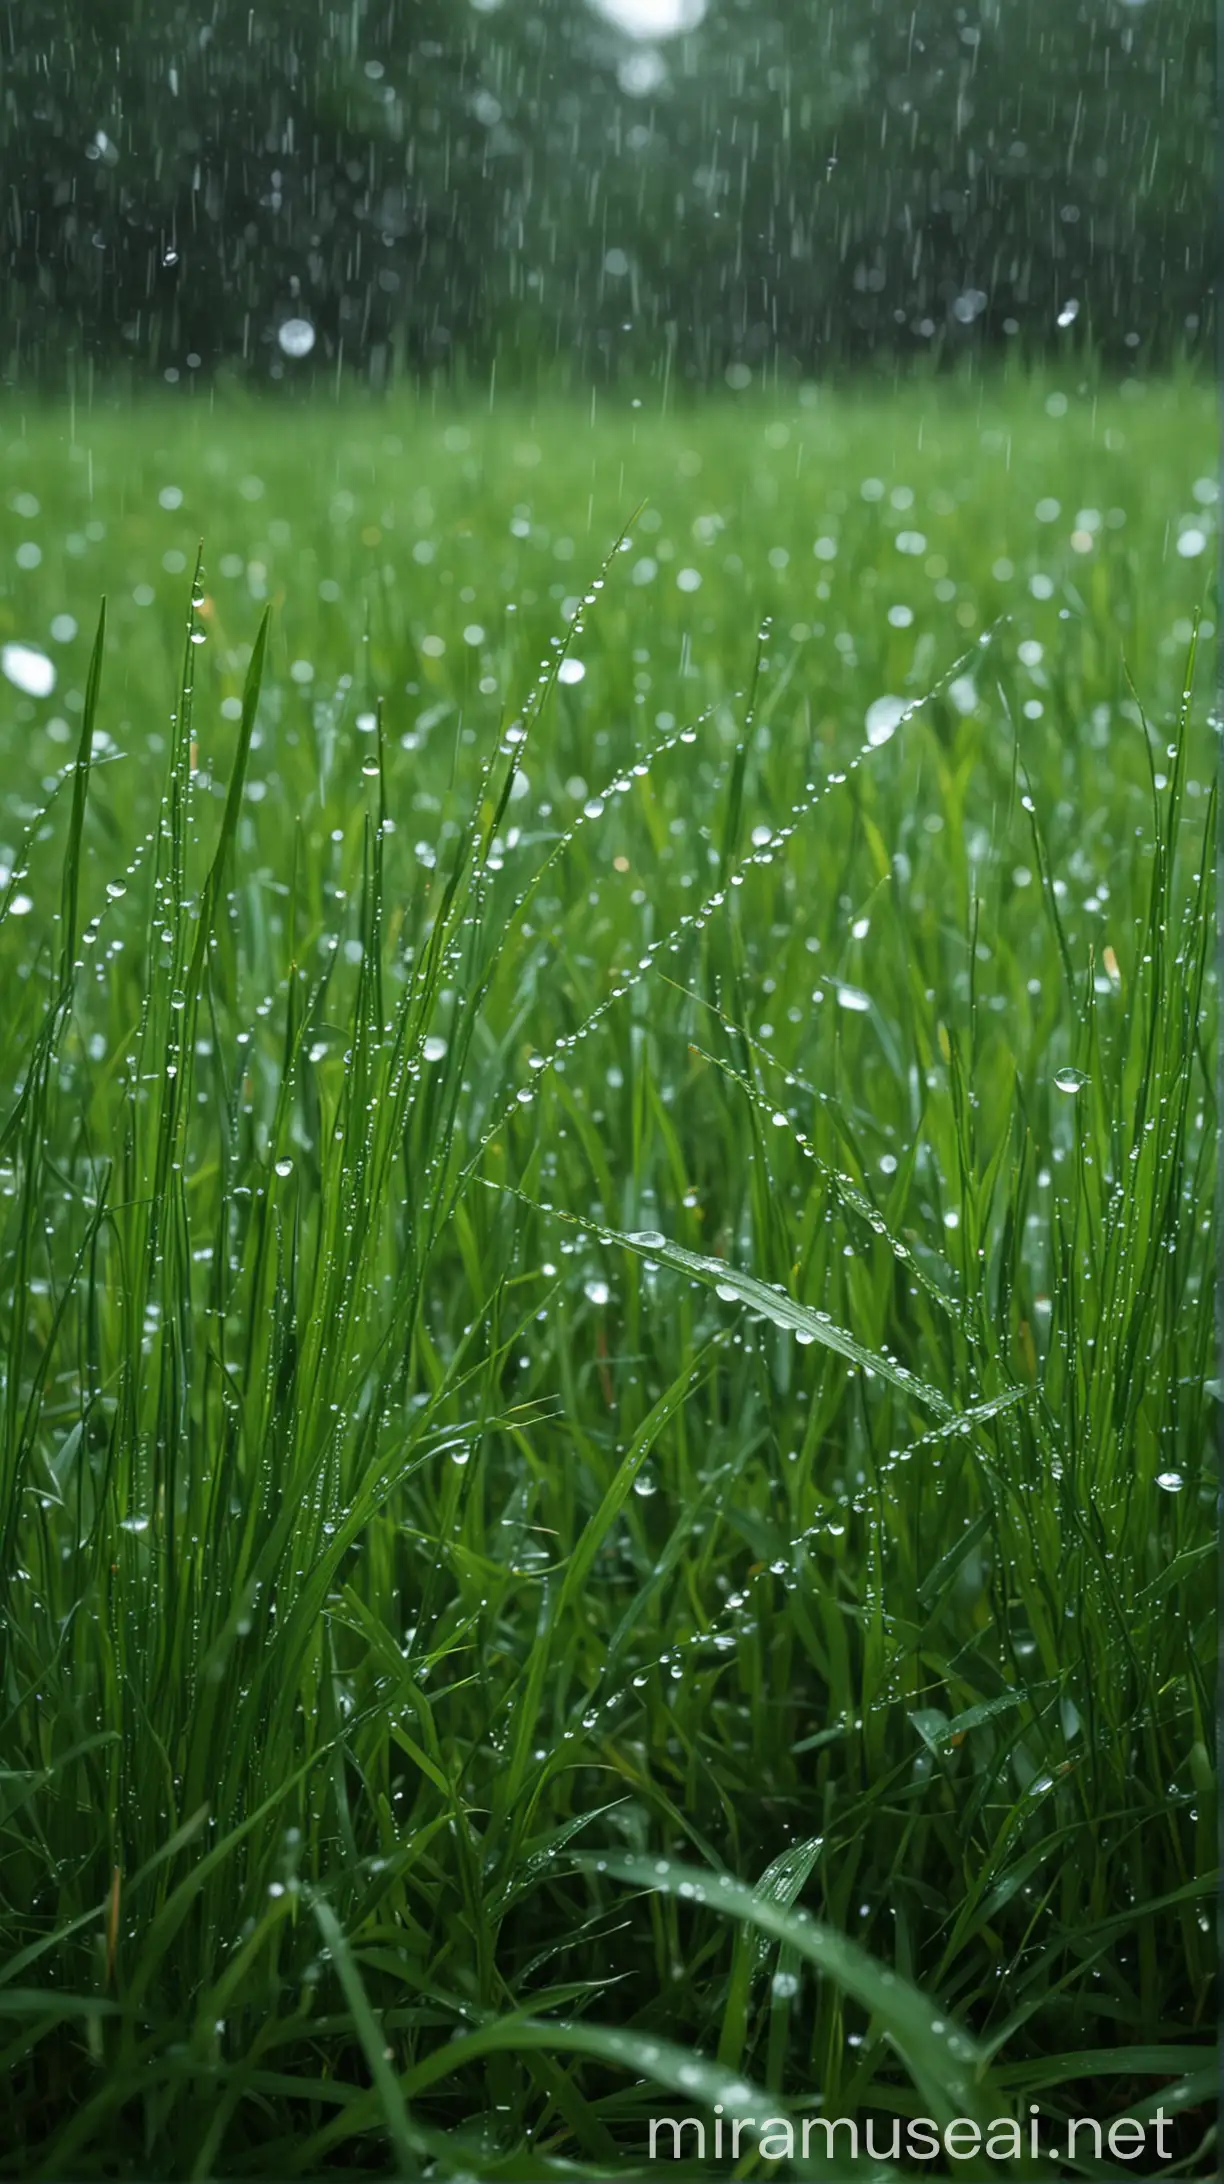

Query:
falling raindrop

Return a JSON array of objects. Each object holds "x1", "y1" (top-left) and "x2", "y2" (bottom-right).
[
  {"x1": 2, "y1": 642, "x2": 55, "y2": 697},
  {"x1": 277, "y1": 318, "x2": 316, "y2": 359}
]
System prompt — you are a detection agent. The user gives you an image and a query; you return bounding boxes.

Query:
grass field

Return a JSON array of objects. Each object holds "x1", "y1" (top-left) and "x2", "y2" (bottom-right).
[{"x1": 0, "y1": 369, "x2": 1217, "y2": 2178}]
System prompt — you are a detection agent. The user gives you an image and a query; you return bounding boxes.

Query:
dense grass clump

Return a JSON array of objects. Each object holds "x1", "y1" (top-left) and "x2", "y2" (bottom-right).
[{"x1": 0, "y1": 376, "x2": 1216, "y2": 2177}]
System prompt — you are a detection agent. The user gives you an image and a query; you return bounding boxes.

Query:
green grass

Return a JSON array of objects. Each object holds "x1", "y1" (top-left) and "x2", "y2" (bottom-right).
[{"x1": 0, "y1": 369, "x2": 1217, "y2": 2178}]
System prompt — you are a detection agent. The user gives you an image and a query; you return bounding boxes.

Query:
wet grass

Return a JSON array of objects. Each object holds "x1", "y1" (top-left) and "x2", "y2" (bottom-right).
[{"x1": 0, "y1": 371, "x2": 1217, "y2": 2178}]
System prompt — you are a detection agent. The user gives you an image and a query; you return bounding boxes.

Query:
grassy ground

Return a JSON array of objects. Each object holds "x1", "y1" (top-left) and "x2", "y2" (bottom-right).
[{"x1": 0, "y1": 369, "x2": 1217, "y2": 2178}]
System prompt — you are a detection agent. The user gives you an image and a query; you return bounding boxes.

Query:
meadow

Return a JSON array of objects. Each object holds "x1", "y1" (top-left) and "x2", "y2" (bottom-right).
[{"x1": 0, "y1": 368, "x2": 1216, "y2": 2178}]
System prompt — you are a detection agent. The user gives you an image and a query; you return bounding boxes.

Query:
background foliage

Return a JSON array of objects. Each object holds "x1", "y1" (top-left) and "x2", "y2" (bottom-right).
[{"x1": 4, "y1": 0, "x2": 1214, "y2": 390}]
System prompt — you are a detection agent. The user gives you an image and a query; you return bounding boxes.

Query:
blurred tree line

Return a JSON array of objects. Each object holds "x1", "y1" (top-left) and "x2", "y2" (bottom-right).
[{"x1": 2, "y1": 0, "x2": 1212, "y2": 392}]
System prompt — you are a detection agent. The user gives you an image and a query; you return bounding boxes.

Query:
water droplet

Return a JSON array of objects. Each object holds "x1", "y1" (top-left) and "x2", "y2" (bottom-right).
[
  {"x1": 2, "y1": 642, "x2": 55, "y2": 697},
  {"x1": 1053, "y1": 1067, "x2": 1090, "y2": 1093},
  {"x1": 274, "y1": 1158, "x2": 294, "y2": 1178},
  {"x1": 277, "y1": 318, "x2": 316, "y2": 359},
  {"x1": 422, "y1": 1036, "x2": 448, "y2": 1062},
  {"x1": 864, "y1": 694, "x2": 906, "y2": 747}
]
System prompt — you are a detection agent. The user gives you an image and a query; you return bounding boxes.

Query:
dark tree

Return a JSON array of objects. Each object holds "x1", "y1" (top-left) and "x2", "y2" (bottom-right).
[{"x1": 1, "y1": 0, "x2": 1212, "y2": 390}]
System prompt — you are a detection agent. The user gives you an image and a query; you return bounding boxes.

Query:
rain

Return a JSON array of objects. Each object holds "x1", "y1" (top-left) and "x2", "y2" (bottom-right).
[{"x1": 0, "y1": 0, "x2": 1216, "y2": 2176}]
